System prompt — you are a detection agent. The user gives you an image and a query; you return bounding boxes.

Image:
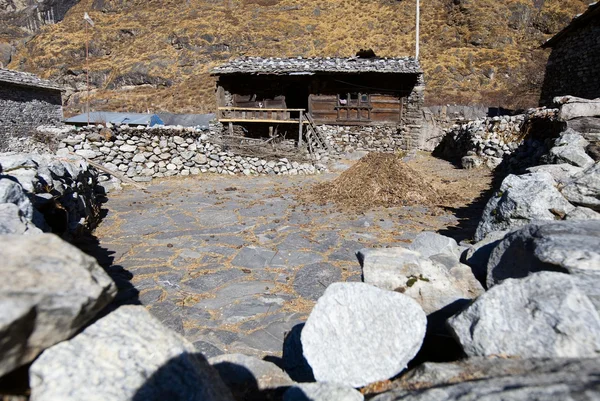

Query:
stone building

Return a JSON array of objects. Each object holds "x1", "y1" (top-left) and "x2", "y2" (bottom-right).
[
  {"x1": 540, "y1": 2, "x2": 600, "y2": 106},
  {"x1": 211, "y1": 56, "x2": 425, "y2": 151},
  {"x1": 0, "y1": 68, "x2": 63, "y2": 136}
]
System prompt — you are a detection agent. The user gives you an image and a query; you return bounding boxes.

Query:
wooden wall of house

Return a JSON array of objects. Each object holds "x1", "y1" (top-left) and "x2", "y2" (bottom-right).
[{"x1": 216, "y1": 72, "x2": 419, "y2": 125}]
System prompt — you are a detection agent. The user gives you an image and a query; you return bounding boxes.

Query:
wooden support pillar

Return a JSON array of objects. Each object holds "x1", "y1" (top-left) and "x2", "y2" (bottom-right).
[
  {"x1": 298, "y1": 110, "x2": 303, "y2": 148},
  {"x1": 228, "y1": 122, "x2": 233, "y2": 135}
]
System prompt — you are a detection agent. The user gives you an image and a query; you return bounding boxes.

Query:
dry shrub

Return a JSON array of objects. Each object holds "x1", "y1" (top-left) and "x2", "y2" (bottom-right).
[{"x1": 306, "y1": 153, "x2": 442, "y2": 211}]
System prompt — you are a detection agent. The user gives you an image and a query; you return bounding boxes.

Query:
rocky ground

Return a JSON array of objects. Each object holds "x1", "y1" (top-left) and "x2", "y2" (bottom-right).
[{"x1": 91, "y1": 154, "x2": 491, "y2": 358}]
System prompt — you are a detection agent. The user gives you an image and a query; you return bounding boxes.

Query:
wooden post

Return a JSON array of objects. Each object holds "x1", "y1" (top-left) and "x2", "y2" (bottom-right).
[
  {"x1": 298, "y1": 110, "x2": 303, "y2": 148},
  {"x1": 228, "y1": 122, "x2": 234, "y2": 135}
]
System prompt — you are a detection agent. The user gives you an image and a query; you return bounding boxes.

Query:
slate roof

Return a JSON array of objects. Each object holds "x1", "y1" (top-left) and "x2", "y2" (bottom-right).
[
  {"x1": 211, "y1": 56, "x2": 422, "y2": 75},
  {"x1": 543, "y1": 1, "x2": 600, "y2": 48},
  {"x1": 0, "y1": 68, "x2": 63, "y2": 91}
]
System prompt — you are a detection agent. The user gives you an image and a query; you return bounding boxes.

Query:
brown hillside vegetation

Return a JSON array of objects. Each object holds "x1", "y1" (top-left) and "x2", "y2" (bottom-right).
[{"x1": 7, "y1": 0, "x2": 589, "y2": 114}]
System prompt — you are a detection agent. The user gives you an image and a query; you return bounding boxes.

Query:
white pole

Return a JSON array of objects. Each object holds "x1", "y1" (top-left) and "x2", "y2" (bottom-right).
[{"x1": 416, "y1": 0, "x2": 420, "y2": 59}]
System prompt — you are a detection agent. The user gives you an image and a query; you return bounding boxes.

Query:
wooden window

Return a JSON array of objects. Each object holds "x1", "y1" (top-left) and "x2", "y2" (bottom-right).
[{"x1": 336, "y1": 92, "x2": 372, "y2": 122}]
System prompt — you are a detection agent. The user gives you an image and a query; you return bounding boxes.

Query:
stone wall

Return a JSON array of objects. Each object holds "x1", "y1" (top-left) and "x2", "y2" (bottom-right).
[
  {"x1": 0, "y1": 152, "x2": 102, "y2": 238},
  {"x1": 0, "y1": 83, "x2": 63, "y2": 149},
  {"x1": 540, "y1": 17, "x2": 600, "y2": 106},
  {"x1": 56, "y1": 123, "x2": 326, "y2": 190},
  {"x1": 435, "y1": 108, "x2": 560, "y2": 171}
]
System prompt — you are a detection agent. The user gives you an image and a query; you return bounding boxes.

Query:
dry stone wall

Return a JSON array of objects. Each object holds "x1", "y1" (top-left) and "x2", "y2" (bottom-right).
[
  {"x1": 0, "y1": 152, "x2": 102, "y2": 237},
  {"x1": 57, "y1": 124, "x2": 326, "y2": 190},
  {"x1": 0, "y1": 83, "x2": 63, "y2": 148},
  {"x1": 435, "y1": 108, "x2": 560, "y2": 171}
]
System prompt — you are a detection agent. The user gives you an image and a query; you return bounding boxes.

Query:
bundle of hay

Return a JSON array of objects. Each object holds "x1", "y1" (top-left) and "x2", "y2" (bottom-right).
[{"x1": 309, "y1": 153, "x2": 441, "y2": 210}]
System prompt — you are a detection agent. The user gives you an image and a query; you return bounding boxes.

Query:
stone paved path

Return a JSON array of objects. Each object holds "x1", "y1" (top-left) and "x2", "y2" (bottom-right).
[{"x1": 94, "y1": 171, "x2": 462, "y2": 359}]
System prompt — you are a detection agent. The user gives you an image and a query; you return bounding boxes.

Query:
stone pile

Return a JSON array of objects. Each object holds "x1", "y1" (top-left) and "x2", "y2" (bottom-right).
[
  {"x1": 474, "y1": 104, "x2": 600, "y2": 241},
  {"x1": 437, "y1": 107, "x2": 559, "y2": 170},
  {"x1": 0, "y1": 152, "x2": 102, "y2": 236},
  {"x1": 57, "y1": 124, "x2": 325, "y2": 187}
]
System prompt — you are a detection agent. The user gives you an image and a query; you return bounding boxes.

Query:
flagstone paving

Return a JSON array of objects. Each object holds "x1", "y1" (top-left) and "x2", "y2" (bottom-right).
[{"x1": 94, "y1": 172, "x2": 462, "y2": 359}]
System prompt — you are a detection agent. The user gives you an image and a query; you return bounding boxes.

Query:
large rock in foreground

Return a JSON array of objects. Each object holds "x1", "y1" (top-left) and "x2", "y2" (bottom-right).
[
  {"x1": 373, "y1": 357, "x2": 600, "y2": 401},
  {"x1": 486, "y1": 221, "x2": 600, "y2": 288},
  {"x1": 447, "y1": 272, "x2": 600, "y2": 359},
  {"x1": 474, "y1": 172, "x2": 574, "y2": 241},
  {"x1": 0, "y1": 234, "x2": 116, "y2": 377},
  {"x1": 301, "y1": 283, "x2": 427, "y2": 388},
  {"x1": 561, "y1": 162, "x2": 600, "y2": 211},
  {"x1": 358, "y1": 247, "x2": 483, "y2": 324},
  {"x1": 30, "y1": 306, "x2": 234, "y2": 401}
]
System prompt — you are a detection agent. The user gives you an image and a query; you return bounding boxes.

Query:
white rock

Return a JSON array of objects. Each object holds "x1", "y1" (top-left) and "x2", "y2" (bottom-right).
[
  {"x1": 284, "y1": 383, "x2": 364, "y2": 401},
  {"x1": 30, "y1": 306, "x2": 234, "y2": 401},
  {"x1": 301, "y1": 282, "x2": 427, "y2": 387}
]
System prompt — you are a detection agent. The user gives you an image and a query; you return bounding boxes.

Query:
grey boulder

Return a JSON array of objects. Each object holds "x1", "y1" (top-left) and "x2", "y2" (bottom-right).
[
  {"x1": 373, "y1": 357, "x2": 600, "y2": 401},
  {"x1": 486, "y1": 221, "x2": 600, "y2": 288},
  {"x1": 284, "y1": 383, "x2": 364, "y2": 401},
  {"x1": 0, "y1": 203, "x2": 42, "y2": 235},
  {"x1": 557, "y1": 96, "x2": 600, "y2": 121},
  {"x1": 561, "y1": 162, "x2": 600, "y2": 210},
  {"x1": 565, "y1": 206, "x2": 600, "y2": 220},
  {"x1": 526, "y1": 163, "x2": 583, "y2": 185},
  {"x1": 447, "y1": 272, "x2": 600, "y2": 358},
  {"x1": 463, "y1": 230, "x2": 508, "y2": 284},
  {"x1": 0, "y1": 177, "x2": 34, "y2": 220},
  {"x1": 358, "y1": 247, "x2": 483, "y2": 318},
  {"x1": 407, "y1": 232, "x2": 463, "y2": 259},
  {"x1": 548, "y1": 144, "x2": 594, "y2": 169},
  {"x1": 30, "y1": 305, "x2": 234, "y2": 401},
  {"x1": 301, "y1": 282, "x2": 427, "y2": 387},
  {"x1": 474, "y1": 172, "x2": 574, "y2": 241},
  {"x1": 0, "y1": 234, "x2": 116, "y2": 377},
  {"x1": 209, "y1": 353, "x2": 294, "y2": 397}
]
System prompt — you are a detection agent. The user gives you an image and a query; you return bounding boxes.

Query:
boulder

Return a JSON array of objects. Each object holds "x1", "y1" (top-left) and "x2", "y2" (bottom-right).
[
  {"x1": 486, "y1": 221, "x2": 600, "y2": 288},
  {"x1": 461, "y1": 155, "x2": 483, "y2": 169},
  {"x1": 284, "y1": 383, "x2": 364, "y2": 401},
  {"x1": 30, "y1": 306, "x2": 234, "y2": 401},
  {"x1": 0, "y1": 177, "x2": 34, "y2": 220},
  {"x1": 0, "y1": 234, "x2": 116, "y2": 377},
  {"x1": 301, "y1": 282, "x2": 427, "y2": 388},
  {"x1": 554, "y1": 129, "x2": 590, "y2": 148},
  {"x1": 463, "y1": 230, "x2": 508, "y2": 284},
  {"x1": 373, "y1": 357, "x2": 600, "y2": 401},
  {"x1": 561, "y1": 162, "x2": 600, "y2": 210},
  {"x1": 557, "y1": 96, "x2": 600, "y2": 121},
  {"x1": 395, "y1": 357, "x2": 600, "y2": 392},
  {"x1": 447, "y1": 272, "x2": 600, "y2": 358},
  {"x1": 474, "y1": 172, "x2": 574, "y2": 241},
  {"x1": 209, "y1": 353, "x2": 294, "y2": 398},
  {"x1": 526, "y1": 164, "x2": 583, "y2": 185},
  {"x1": 0, "y1": 203, "x2": 42, "y2": 235},
  {"x1": 548, "y1": 145, "x2": 594, "y2": 169},
  {"x1": 358, "y1": 247, "x2": 483, "y2": 319},
  {"x1": 565, "y1": 206, "x2": 600, "y2": 220},
  {"x1": 407, "y1": 232, "x2": 462, "y2": 259}
]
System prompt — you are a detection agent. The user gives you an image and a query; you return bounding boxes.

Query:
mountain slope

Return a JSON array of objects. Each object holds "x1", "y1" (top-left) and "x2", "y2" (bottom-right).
[{"x1": 6, "y1": 0, "x2": 589, "y2": 114}]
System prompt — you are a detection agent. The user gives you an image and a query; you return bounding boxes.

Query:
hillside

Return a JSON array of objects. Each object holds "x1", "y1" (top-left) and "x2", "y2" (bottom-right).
[{"x1": 4, "y1": 0, "x2": 590, "y2": 115}]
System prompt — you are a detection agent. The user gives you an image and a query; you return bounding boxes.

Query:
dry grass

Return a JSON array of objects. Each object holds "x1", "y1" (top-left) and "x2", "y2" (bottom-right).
[
  {"x1": 5, "y1": 0, "x2": 590, "y2": 113},
  {"x1": 302, "y1": 153, "x2": 443, "y2": 211}
]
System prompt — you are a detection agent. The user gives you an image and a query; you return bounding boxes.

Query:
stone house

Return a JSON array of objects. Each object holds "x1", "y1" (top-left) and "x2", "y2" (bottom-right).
[
  {"x1": 540, "y1": 2, "x2": 600, "y2": 106},
  {"x1": 211, "y1": 56, "x2": 425, "y2": 151},
  {"x1": 0, "y1": 68, "x2": 63, "y2": 136}
]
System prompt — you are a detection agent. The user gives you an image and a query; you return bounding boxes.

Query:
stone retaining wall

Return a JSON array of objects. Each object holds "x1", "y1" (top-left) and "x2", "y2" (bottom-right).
[
  {"x1": 57, "y1": 124, "x2": 326, "y2": 189},
  {"x1": 0, "y1": 152, "x2": 101, "y2": 237},
  {"x1": 435, "y1": 107, "x2": 560, "y2": 170}
]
